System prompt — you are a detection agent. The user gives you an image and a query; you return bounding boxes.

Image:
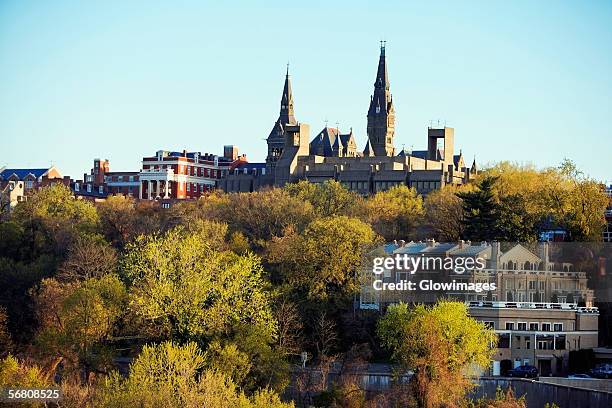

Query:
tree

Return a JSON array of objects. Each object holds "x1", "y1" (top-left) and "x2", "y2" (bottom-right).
[
  {"x1": 217, "y1": 188, "x2": 314, "y2": 249},
  {"x1": 285, "y1": 180, "x2": 361, "y2": 217},
  {"x1": 97, "y1": 341, "x2": 293, "y2": 408},
  {"x1": 361, "y1": 185, "x2": 424, "y2": 240},
  {"x1": 57, "y1": 235, "x2": 117, "y2": 282},
  {"x1": 268, "y1": 216, "x2": 379, "y2": 301},
  {"x1": 33, "y1": 275, "x2": 128, "y2": 372},
  {"x1": 423, "y1": 185, "x2": 467, "y2": 241},
  {"x1": 12, "y1": 184, "x2": 99, "y2": 256},
  {"x1": 378, "y1": 301, "x2": 497, "y2": 408},
  {"x1": 458, "y1": 176, "x2": 500, "y2": 242},
  {"x1": 0, "y1": 307, "x2": 13, "y2": 357},
  {"x1": 497, "y1": 194, "x2": 540, "y2": 243},
  {"x1": 121, "y1": 225, "x2": 276, "y2": 341}
]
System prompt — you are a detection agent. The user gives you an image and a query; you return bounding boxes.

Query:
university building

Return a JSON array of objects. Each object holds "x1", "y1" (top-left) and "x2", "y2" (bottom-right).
[
  {"x1": 359, "y1": 240, "x2": 601, "y2": 376},
  {"x1": 360, "y1": 240, "x2": 594, "y2": 310},
  {"x1": 469, "y1": 301, "x2": 599, "y2": 376},
  {"x1": 138, "y1": 146, "x2": 246, "y2": 200},
  {"x1": 220, "y1": 44, "x2": 477, "y2": 194},
  {"x1": 72, "y1": 159, "x2": 140, "y2": 200}
]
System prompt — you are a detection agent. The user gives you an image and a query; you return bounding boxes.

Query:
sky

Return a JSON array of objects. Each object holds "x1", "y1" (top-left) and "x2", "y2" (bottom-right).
[{"x1": 1, "y1": 0, "x2": 611, "y2": 182}]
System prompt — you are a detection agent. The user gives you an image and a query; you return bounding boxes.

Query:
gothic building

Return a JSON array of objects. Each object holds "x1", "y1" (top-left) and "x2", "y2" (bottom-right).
[{"x1": 220, "y1": 44, "x2": 477, "y2": 194}]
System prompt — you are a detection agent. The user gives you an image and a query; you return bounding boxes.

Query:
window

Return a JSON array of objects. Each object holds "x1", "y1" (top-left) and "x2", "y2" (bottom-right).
[
  {"x1": 529, "y1": 323, "x2": 539, "y2": 331},
  {"x1": 483, "y1": 321, "x2": 495, "y2": 329},
  {"x1": 87, "y1": 184, "x2": 92, "y2": 193},
  {"x1": 517, "y1": 322, "x2": 527, "y2": 331},
  {"x1": 553, "y1": 323, "x2": 563, "y2": 332},
  {"x1": 74, "y1": 183, "x2": 80, "y2": 191},
  {"x1": 187, "y1": 183, "x2": 190, "y2": 192},
  {"x1": 539, "y1": 281, "x2": 545, "y2": 290},
  {"x1": 525, "y1": 337, "x2": 531, "y2": 349},
  {"x1": 541, "y1": 323, "x2": 551, "y2": 332},
  {"x1": 161, "y1": 203, "x2": 170, "y2": 209},
  {"x1": 505, "y1": 322, "x2": 515, "y2": 330},
  {"x1": 529, "y1": 281, "x2": 536, "y2": 290},
  {"x1": 25, "y1": 180, "x2": 33, "y2": 189},
  {"x1": 99, "y1": 186, "x2": 103, "y2": 194}
]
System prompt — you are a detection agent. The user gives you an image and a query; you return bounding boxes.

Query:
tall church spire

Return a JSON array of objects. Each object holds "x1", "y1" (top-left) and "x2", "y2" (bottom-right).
[
  {"x1": 280, "y1": 64, "x2": 296, "y2": 125},
  {"x1": 367, "y1": 42, "x2": 395, "y2": 156}
]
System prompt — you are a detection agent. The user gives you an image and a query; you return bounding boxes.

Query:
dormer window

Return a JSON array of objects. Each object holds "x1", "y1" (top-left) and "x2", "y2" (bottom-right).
[{"x1": 376, "y1": 105, "x2": 380, "y2": 114}]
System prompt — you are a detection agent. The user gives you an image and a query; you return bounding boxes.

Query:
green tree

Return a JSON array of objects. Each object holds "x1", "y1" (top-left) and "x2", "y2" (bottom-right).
[
  {"x1": 121, "y1": 225, "x2": 276, "y2": 341},
  {"x1": 268, "y1": 216, "x2": 379, "y2": 300},
  {"x1": 12, "y1": 184, "x2": 99, "y2": 256},
  {"x1": 285, "y1": 180, "x2": 361, "y2": 217},
  {"x1": 361, "y1": 185, "x2": 424, "y2": 240},
  {"x1": 216, "y1": 188, "x2": 314, "y2": 249},
  {"x1": 378, "y1": 301, "x2": 497, "y2": 408},
  {"x1": 423, "y1": 185, "x2": 468, "y2": 241},
  {"x1": 97, "y1": 341, "x2": 293, "y2": 408},
  {"x1": 33, "y1": 275, "x2": 128, "y2": 372},
  {"x1": 458, "y1": 176, "x2": 500, "y2": 242}
]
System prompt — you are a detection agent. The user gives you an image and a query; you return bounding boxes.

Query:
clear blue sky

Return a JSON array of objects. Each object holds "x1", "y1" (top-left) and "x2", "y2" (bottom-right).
[{"x1": 1, "y1": 0, "x2": 611, "y2": 181}]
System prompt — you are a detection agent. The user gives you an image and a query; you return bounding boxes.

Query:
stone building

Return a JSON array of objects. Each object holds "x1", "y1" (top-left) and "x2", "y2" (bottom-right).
[
  {"x1": 359, "y1": 240, "x2": 595, "y2": 310},
  {"x1": 358, "y1": 240, "x2": 600, "y2": 376},
  {"x1": 469, "y1": 301, "x2": 599, "y2": 376},
  {"x1": 220, "y1": 44, "x2": 477, "y2": 194}
]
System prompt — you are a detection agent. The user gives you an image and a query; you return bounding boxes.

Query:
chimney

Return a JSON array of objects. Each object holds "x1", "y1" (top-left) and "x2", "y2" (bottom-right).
[
  {"x1": 426, "y1": 238, "x2": 435, "y2": 248},
  {"x1": 538, "y1": 241, "x2": 550, "y2": 271},
  {"x1": 459, "y1": 239, "x2": 465, "y2": 249},
  {"x1": 399, "y1": 239, "x2": 406, "y2": 246},
  {"x1": 491, "y1": 241, "x2": 500, "y2": 271}
]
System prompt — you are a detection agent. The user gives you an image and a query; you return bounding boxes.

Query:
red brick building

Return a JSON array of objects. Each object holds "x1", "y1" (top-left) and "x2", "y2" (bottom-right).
[
  {"x1": 72, "y1": 159, "x2": 140, "y2": 200},
  {"x1": 139, "y1": 146, "x2": 246, "y2": 200}
]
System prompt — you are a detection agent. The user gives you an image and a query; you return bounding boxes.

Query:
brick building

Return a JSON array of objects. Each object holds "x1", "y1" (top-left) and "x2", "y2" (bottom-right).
[
  {"x1": 138, "y1": 147, "x2": 246, "y2": 200},
  {"x1": 72, "y1": 159, "x2": 140, "y2": 200}
]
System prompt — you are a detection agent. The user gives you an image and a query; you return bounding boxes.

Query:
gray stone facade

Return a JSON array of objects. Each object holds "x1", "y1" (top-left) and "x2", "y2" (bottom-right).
[{"x1": 220, "y1": 45, "x2": 477, "y2": 194}]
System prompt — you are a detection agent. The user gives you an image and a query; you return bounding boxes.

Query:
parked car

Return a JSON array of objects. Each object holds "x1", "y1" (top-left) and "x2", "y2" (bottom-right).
[
  {"x1": 567, "y1": 373, "x2": 592, "y2": 379},
  {"x1": 508, "y1": 365, "x2": 539, "y2": 378},
  {"x1": 590, "y1": 364, "x2": 612, "y2": 379}
]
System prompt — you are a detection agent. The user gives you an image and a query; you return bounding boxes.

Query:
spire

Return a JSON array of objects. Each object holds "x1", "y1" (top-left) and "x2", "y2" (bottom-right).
[
  {"x1": 367, "y1": 42, "x2": 395, "y2": 156},
  {"x1": 471, "y1": 156, "x2": 478, "y2": 173},
  {"x1": 280, "y1": 64, "x2": 296, "y2": 125},
  {"x1": 376, "y1": 41, "x2": 389, "y2": 91}
]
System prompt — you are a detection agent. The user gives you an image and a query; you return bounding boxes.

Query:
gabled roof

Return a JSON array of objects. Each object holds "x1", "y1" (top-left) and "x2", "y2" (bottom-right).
[
  {"x1": 0, "y1": 168, "x2": 52, "y2": 181},
  {"x1": 363, "y1": 139, "x2": 374, "y2": 157},
  {"x1": 309, "y1": 127, "x2": 341, "y2": 156},
  {"x1": 499, "y1": 244, "x2": 541, "y2": 264}
]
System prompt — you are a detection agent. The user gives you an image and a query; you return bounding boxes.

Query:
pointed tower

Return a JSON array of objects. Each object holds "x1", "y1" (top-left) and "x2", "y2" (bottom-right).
[
  {"x1": 279, "y1": 65, "x2": 296, "y2": 125},
  {"x1": 267, "y1": 66, "x2": 298, "y2": 172},
  {"x1": 367, "y1": 42, "x2": 395, "y2": 156}
]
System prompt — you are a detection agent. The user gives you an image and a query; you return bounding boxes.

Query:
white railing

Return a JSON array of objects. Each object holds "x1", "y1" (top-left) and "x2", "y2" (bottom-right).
[{"x1": 466, "y1": 301, "x2": 598, "y2": 312}]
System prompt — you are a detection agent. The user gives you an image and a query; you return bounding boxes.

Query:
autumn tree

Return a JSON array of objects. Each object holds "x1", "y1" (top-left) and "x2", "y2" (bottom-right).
[
  {"x1": 378, "y1": 301, "x2": 496, "y2": 408},
  {"x1": 268, "y1": 216, "x2": 379, "y2": 301},
  {"x1": 360, "y1": 185, "x2": 424, "y2": 240},
  {"x1": 423, "y1": 185, "x2": 468, "y2": 241},
  {"x1": 285, "y1": 180, "x2": 362, "y2": 217},
  {"x1": 32, "y1": 275, "x2": 128, "y2": 372}
]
